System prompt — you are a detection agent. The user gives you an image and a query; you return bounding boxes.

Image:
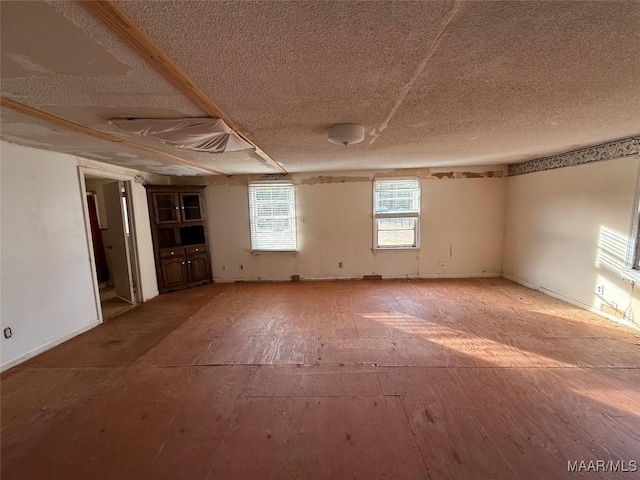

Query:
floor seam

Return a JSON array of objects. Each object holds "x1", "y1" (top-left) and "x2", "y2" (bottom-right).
[
  {"x1": 241, "y1": 365, "x2": 260, "y2": 398},
  {"x1": 127, "y1": 363, "x2": 640, "y2": 369},
  {"x1": 242, "y1": 394, "x2": 400, "y2": 398}
]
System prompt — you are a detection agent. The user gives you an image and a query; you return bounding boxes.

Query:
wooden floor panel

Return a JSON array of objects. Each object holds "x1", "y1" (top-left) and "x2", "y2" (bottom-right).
[
  {"x1": 1, "y1": 366, "x2": 256, "y2": 480},
  {"x1": 210, "y1": 396, "x2": 427, "y2": 480},
  {"x1": 246, "y1": 364, "x2": 382, "y2": 397},
  {"x1": 1, "y1": 367, "x2": 126, "y2": 468},
  {"x1": 379, "y1": 367, "x2": 518, "y2": 479},
  {"x1": 132, "y1": 338, "x2": 218, "y2": 367},
  {"x1": 203, "y1": 334, "x2": 319, "y2": 365},
  {"x1": 2, "y1": 278, "x2": 639, "y2": 479},
  {"x1": 378, "y1": 366, "x2": 640, "y2": 480}
]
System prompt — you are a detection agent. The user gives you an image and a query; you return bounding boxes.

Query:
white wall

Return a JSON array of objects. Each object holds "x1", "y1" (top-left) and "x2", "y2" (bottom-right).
[
  {"x1": 0, "y1": 143, "x2": 166, "y2": 370},
  {"x1": 203, "y1": 169, "x2": 506, "y2": 281},
  {"x1": 503, "y1": 156, "x2": 640, "y2": 327},
  {"x1": 1, "y1": 142, "x2": 99, "y2": 369}
]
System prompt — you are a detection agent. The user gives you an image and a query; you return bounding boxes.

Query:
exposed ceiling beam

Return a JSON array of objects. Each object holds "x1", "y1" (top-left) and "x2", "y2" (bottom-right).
[
  {"x1": 0, "y1": 97, "x2": 229, "y2": 176},
  {"x1": 82, "y1": 0, "x2": 288, "y2": 174}
]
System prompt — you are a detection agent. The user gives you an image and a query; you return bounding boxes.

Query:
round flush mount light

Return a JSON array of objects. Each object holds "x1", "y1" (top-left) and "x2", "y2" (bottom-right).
[{"x1": 327, "y1": 123, "x2": 365, "y2": 145}]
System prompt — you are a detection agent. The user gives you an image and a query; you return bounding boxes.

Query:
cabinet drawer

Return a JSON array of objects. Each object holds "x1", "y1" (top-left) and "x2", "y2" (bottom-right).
[
  {"x1": 159, "y1": 249, "x2": 183, "y2": 259},
  {"x1": 185, "y1": 245, "x2": 207, "y2": 254}
]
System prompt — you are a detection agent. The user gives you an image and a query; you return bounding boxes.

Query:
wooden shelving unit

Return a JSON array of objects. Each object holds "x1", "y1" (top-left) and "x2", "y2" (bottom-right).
[{"x1": 145, "y1": 185, "x2": 212, "y2": 293}]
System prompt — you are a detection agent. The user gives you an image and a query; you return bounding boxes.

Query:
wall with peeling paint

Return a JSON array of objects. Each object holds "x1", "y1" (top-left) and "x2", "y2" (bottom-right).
[
  {"x1": 0, "y1": 142, "x2": 167, "y2": 370},
  {"x1": 503, "y1": 156, "x2": 640, "y2": 328},
  {"x1": 202, "y1": 168, "x2": 506, "y2": 281}
]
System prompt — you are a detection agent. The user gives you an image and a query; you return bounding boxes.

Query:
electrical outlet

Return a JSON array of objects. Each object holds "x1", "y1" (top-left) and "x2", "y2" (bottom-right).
[
  {"x1": 438, "y1": 258, "x2": 445, "y2": 267},
  {"x1": 338, "y1": 261, "x2": 343, "y2": 268},
  {"x1": 239, "y1": 264, "x2": 244, "y2": 270},
  {"x1": 4, "y1": 327, "x2": 12, "y2": 339},
  {"x1": 596, "y1": 285, "x2": 604, "y2": 295},
  {"x1": 222, "y1": 264, "x2": 228, "y2": 271}
]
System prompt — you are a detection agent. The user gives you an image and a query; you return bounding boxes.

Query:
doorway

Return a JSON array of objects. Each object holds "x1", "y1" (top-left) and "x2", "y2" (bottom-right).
[{"x1": 83, "y1": 173, "x2": 140, "y2": 321}]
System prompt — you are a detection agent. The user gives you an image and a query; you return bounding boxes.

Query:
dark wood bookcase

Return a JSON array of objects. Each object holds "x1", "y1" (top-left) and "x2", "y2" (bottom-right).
[{"x1": 145, "y1": 185, "x2": 212, "y2": 293}]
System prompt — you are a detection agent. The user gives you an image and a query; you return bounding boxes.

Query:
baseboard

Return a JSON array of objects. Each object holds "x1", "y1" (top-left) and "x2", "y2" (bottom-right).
[
  {"x1": 1, "y1": 320, "x2": 100, "y2": 372},
  {"x1": 213, "y1": 272, "x2": 503, "y2": 283},
  {"x1": 502, "y1": 274, "x2": 640, "y2": 331},
  {"x1": 215, "y1": 277, "x2": 293, "y2": 283},
  {"x1": 414, "y1": 272, "x2": 503, "y2": 279}
]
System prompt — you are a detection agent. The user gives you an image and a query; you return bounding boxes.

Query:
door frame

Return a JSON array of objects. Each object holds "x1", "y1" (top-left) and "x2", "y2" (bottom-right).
[{"x1": 79, "y1": 167, "x2": 143, "y2": 324}]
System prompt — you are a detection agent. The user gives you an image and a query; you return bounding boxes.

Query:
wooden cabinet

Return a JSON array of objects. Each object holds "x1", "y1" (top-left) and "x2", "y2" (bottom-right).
[
  {"x1": 146, "y1": 185, "x2": 212, "y2": 293},
  {"x1": 180, "y1": 192, "x2": 204, "y2": 222},
  {"x1": 160, "y1": 257, "x2": 188, "y2": 289},
  {"x1": 152, "y1": 191, "x2": 205, "y2": 224},
  {"x1": 186, "y1": 252, "x2": 210, "y2": 283},
  {"x1": 152, "y1": 192, "x2": 180, "y2": 224}
]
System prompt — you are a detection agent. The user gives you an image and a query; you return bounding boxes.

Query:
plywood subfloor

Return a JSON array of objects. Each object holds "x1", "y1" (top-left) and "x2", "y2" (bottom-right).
[{"x1": 2, "y1": 278, "x2": 639, "y2": 479}]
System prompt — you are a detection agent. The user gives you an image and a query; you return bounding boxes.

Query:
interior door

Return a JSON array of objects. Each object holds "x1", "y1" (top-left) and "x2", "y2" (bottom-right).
[{"x1": 103, "y1": 181, "x2": 135, "y2": 303}]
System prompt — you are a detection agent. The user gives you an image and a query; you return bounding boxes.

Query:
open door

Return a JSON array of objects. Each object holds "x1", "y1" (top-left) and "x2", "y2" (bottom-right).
[{"x1": 103, "y1": 181, "x2": 135, "y2": 303}]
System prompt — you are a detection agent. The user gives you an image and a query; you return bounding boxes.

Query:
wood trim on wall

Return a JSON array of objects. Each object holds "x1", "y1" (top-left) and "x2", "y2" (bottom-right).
[{"x1": 82, "y1": 0, "x2": 288, "y2": 174}]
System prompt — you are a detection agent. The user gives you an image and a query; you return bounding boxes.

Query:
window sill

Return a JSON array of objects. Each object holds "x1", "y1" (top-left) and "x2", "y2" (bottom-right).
[
  {"x1": 250, "y1": 250, "x2": 298, "y2": 255},
  {"x1": 373, "y1": 247, "x2": 420, "y2": 251},
  {"x1": 622, "y1": 269, "x2": 640, "y2": 283}
]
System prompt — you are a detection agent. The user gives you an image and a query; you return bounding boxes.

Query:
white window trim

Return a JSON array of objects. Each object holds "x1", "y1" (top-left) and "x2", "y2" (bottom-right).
[
  {"x1": 625, "y1": 161, "x2": 640, "y2": 274},
  {"x1": 372, "y1": 177, "x2": 421, "y2": 250},
  {"x1": 248, "y1": 181, "x2": 298, "y2": 253}
]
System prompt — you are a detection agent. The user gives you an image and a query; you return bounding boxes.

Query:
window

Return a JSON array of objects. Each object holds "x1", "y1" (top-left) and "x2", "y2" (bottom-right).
[
  {"x1": 248, "y1": 182, "x2": 298, "y2": 251},
  {"x1": 373, "y1": 178, "x2": 420, "y2": 249}
]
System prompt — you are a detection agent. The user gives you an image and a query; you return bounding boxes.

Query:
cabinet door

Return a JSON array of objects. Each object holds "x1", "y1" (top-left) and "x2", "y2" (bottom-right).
[
  {"x1": 180, "y1": 193, "x2": 204, "y2": 223},
  {"x1": 160, "y1": 257, "x2": 187, "y2": 289},
  {"x1": 187, "y1": 252, "x2": 210, "y2": 284},
  {"x1": 153, "y1": 193, "x2": 180, "y2": 224}
]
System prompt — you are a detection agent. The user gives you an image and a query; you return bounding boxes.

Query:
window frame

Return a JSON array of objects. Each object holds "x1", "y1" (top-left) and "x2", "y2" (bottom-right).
[
  {"x1": 623, "y1": 171, "x2": 640, "y2": 279},
  {"x1": 372, "y1": 177, "x2": 421, "y2": 250},
  {"x1": 248, "y1": 181, "x2": 298, "y2": 253},
  {"x1": 634, "y1": 218, "x2": 640, "y2": 270}
]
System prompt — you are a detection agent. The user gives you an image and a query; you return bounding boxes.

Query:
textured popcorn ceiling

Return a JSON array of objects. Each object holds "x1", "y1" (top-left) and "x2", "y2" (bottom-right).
[
  {"x1": 0, "y1": 0, "x2": 271, "y2": 176},
  {"x1": 2, "y1": 0, "x2": 639, "y2": 175}
]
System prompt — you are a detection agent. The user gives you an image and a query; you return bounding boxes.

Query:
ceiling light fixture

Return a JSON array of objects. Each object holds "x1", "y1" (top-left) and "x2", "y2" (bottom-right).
[{"x1": 327, "y1": 123, "x2": 365, "y2": 146}]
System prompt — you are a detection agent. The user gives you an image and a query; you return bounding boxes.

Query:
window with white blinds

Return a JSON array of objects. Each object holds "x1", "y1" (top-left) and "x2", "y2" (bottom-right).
[
  {"x1": 248, "y1": 182, "x2": 298, "y2": 251},
  {"x1": 373, "y1": 178, "x2": 420, "y2": 248}
]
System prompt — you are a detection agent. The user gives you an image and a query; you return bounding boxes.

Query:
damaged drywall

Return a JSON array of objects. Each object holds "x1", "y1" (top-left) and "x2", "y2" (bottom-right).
[
  {"x1": 0, "y1": 1, "x2": 272, "y2": 176},
  {"x1": 181, "y1": 166, "x2": 507, "y2": 187},
  {"x1": 300, "y1": 175, "x2": 373, "y2": 186}
]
